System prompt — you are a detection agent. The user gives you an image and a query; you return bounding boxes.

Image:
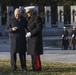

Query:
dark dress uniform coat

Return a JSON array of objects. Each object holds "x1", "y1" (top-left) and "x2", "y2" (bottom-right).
[
  {"x1": 6, "y1": 15, "x2": 27, "y2": 53},
  {"x1": 71, "y1": 29, "x2": 76, "y2": 44},
  {"x1": 26, "y1": 14, "x2": 43, "y2": 55},
  {"x1": 62, "y1": 30, "x2": 69, "y2": 46}
]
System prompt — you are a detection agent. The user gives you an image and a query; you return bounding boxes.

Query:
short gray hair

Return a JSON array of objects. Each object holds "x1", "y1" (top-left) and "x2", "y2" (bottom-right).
[{"x1": 14, "y1": 8, "x2": 21, "y2": 14}]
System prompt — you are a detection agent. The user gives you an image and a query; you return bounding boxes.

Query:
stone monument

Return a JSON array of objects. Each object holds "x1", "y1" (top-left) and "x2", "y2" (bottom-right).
[
  {"x1": 0, "y1": 6, "x2": 1, "y2": 26},
  {"x1": 71, "y1": 6, "x2": 76, "y2": 27},
  {"x1": 44, "y1": 6, "x2": 51, "y2": 27},
  {"x1": 58, "y1": 6, "x2": 64, "y2": 28},
  {"x1": 7, "y1": 6, "x2": 13, "y2": 19}
]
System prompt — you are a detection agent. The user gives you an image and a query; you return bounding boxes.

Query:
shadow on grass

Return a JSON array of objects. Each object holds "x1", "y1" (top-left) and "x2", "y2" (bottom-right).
[
  {"x1": 0, "y1": 66, "x2": 76, "y2": 75},
  {"x1": 43, "y1": 66, "x2": 76, "y2": 72},
  {"x1": 0, "y1": 60, "x2": 76, "y2": 75}
]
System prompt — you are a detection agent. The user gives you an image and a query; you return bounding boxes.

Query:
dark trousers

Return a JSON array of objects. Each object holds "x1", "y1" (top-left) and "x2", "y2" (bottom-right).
[
  {"x1": 73, "y1": 44, "x2": 76, "y2": 50},
  {"x1": 31, "y1": 54, "x2": 41, "y2": 71},
  {"x1": 63, "y1": 45, "x2": 68, "y2": 50},
  {"x1": 10, "y1": 52, "x2": 26, "y2": 69},
  {"x1": 62, "y1": 45, "x2": 68, "y2": 50}
]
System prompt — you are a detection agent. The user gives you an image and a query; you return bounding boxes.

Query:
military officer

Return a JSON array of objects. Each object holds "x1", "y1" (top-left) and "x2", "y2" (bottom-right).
[
  {"x1": 62, "y1": 27, "x2": 69, "y2": 50},
  {"x1": 24, "y1": 6, "x2": 43, "y2": 71},
  {"x1": 71, "y1": 26, "x2": 76, "y2": 50}
]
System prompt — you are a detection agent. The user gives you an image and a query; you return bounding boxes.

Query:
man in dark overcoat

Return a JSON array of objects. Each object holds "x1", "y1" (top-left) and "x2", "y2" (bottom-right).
[
  {"x1": 71, "y1": 27, "x2": 76, "y2": 50},
  {"x1": 6, "y1": 8, "x2": 27, "y2": 71},
  {"x1": 24, "y1": 6, "x2": 43, "y2": 71},
  {"x1": 62, "y1": 27, "x2": 69, "y2": 50}
]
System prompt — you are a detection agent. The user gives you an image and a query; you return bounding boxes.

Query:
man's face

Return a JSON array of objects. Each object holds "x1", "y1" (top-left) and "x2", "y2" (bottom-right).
[
  {"x1": 73, "y1": 28, "x2": 75, "y2": 30},
  {"x1": 64, "y1": 28, "x2": 66, "y2": 31},
  {"x1": 26, "y1": 11, "x2": 32, "y2": 17},
  {"x1": 14, "y1": 10, "x2": 21, "y2": 19}
]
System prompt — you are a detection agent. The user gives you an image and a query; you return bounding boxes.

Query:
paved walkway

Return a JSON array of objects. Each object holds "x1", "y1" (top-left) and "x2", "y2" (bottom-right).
[
  {"x1": 0, "y1": 36, "x2": 76, "y2": 63},
  {"x1": 0, "y1": 50, "x2": 76, "y2": 63},
  {"x1": 43, "y1": 36, "x2": 71, "y2": 40}
]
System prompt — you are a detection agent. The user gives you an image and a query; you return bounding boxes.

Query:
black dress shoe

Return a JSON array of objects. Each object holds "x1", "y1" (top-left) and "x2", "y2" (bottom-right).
[
  {"x1": 22, "y1": 67, "x2": 27, "y2": 71},
  {"x1": 33, "y1": 69, "x2": 41, "y2": 72},
  {"x1": 12, "y1": 68, "x2": 16, "y2": 71},
  {"x1": 12, "y1": 66, "x2": 17, "y2": 71},
  {"x1": 33, "y1": 68, "x2": 42, "y2": 72}
]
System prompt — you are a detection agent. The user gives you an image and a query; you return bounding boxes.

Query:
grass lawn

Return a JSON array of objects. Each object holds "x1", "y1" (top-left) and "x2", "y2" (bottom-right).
[{"x1": 0, "y1": 60, "x2": 76, "y2": 75}]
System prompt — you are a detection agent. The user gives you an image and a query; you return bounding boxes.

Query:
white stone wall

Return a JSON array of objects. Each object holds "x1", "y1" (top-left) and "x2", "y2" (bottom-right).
[
  {"x1": 0, "y1": 6, "x2": 1, "y2": 26},
  {"x1": 71, "y1": 6, "x2": 76, "y2": 27},
  {"x1": 44, "y1": 6, "x2": 51, "y2": 27},
  {"x1": 7, "y1": 6, "x2": 13, "y2": 19},
  {"x1": 58, "y1": 6, "x2": 64, "y2": 28}
]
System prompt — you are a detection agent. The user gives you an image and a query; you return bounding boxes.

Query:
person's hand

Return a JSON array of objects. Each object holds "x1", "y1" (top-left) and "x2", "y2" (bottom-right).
[
  {"x1": 72, "y1": 34, "x2": 74, "y2": 37},
  {"x1": 26, "y1": 32, "x2": 31, "y2": 38},
  {"x1": 62, "y1": 34, "x2": 64, "y2": 37},
  {"x1": 12, "y1": 27, "x2": 17, "y2": 31}
]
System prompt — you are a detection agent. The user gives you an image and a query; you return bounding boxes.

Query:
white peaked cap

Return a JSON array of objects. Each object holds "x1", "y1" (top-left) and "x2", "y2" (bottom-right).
[
  {"x1": 63, "y1": 27, "x2": 66, "y2": 29},
  {"x1": 73, "y1": 26, "x2": 75, "y2": 29},
  {"x1": 24, "y1": 6, "x2": 36, "y2": 13},
  {"x1": 24, "y1": 6, "x2": 35, "y2": 10}
]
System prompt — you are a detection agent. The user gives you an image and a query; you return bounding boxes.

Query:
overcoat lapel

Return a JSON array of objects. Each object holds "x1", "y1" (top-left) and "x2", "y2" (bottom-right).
[
  {"x1": 12, "y1": 16, "x2": 19, "y2": 27},
  {"x1": 28, "y1": 15, "x2": 36, "y2": 25}
]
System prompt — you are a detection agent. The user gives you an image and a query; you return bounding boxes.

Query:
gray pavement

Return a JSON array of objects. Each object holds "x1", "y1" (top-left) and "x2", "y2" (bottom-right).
[
  {"x1": 0, "y1": 50, "x2": 76, "y2": 63},
  {"x1": 0, "y1": 36, "x2": 76, "y2": 63}
]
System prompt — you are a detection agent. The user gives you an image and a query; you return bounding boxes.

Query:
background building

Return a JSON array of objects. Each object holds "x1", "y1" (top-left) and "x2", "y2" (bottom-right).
[{"x1": 0, "y1": 0, "x2": 76, "y2": 36}]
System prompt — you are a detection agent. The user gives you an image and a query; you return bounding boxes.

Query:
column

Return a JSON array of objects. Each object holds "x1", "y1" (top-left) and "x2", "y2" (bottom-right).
[
  {"x1": 0, "y1": 6, "x2": 1, "y2": 26},
  {"x1": 19, "y1": 6, "x2": 26, "y2": 17},
  {"x1": 58, "y1": 6, "x2": 64, "y2": 28},
  {"x1": 71, "y1": 6, "x2": 76, "y2": 27},
  {"x1": 7, "y1": 6, "x2": 13, "y2": 19},
  {"x1": 44, "y1": 6, "x2": 51, "y2": 27}
]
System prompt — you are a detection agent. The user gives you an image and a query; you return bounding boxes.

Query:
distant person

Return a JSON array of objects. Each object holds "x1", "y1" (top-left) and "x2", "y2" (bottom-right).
[
  {"x1": 24, "y1": 6, "x2": 43, "y2": 71},
  {"x1": 70, "y1": 27, "x2": 76, "y2": 50},
  {"x1": 6, "y1": 8, "x2": 27, "y2": 71},
  {"x1": 62, "y1": 27, "x2": 69, "y2": 50}
]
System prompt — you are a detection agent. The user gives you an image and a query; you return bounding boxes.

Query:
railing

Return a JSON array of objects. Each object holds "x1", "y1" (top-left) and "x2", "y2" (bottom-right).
[{"x1": 42, "y1": 27, "x2": 72, "y2": 36}]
